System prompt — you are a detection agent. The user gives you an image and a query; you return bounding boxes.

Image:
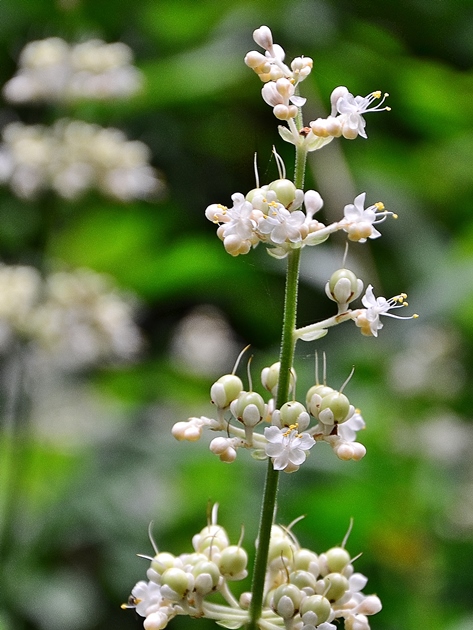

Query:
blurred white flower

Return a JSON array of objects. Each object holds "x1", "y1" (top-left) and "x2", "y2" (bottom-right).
[
  {"x1": 0, "y1": 120, "x2": 164, "y2": 201},
  {"x1": 31, "y1": 268, "x2": 143, "y2": 368},
  {"x1": 3, "y1": 37, "x2": 143, "y2": 103},
  {"x1": 0, "y1": 263, "x2": 142, "y2": 368}
]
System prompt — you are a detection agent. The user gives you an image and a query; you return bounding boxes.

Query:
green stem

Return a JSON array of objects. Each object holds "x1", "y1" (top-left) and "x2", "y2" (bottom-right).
[{"x1": 248, "y1": 143, "x2": 307, "y2": 630}]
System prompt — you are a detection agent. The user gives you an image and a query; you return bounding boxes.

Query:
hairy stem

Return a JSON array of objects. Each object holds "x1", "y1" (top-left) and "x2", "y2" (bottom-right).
[{"x1": 248, "y1": 142, "x2": 307, "y2": 630}]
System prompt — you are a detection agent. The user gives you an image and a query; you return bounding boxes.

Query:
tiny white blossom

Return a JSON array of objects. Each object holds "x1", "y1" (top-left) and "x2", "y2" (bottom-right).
[
  {"x1": 258, "y1": 204, "x2": 306, "y2": 245},
  {"x1": 342, "y1": 192, "x2": 394, "y2": 243},
  {"x1": 354, "y1": 284, "x2": 417, "y2": 337},
  {"x1": 335, "y1": 90, "x2": 390, "y2": 139},
  {"x1": 264, "y1": 425, "x2": 315, "y2": 471}
]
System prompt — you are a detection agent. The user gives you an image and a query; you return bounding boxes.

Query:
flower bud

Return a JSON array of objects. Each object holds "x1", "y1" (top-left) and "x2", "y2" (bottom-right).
[
  {"x1": 271, "y1": 583, "x2": 302, "y2": 619},
  {"x1": 218, "y1": 545, "x2": 248, "y2": 580},
  {"x1": 300, "y1": 594, "x2": 332, "y2": 624},
  {"x1": 289, "y1": 570, "x2": 317, "y2": 593},
  {"x1": 293, "y1": 548, "x2": 319, "y2": 574},
  {"x1": 319, "y1": 391, "x2": 352, "y2": 425},
  {"x1": 192, "y1": 560, "x2": 220, "y2": 595},
  {"x1": 274, "y1": 401, "x2": 310, "y2": 431},
  {"x1": 230, "y1": 391, "x2": 265, "y2": 427},
  {"x1": 210, "y1": 374, "x2": 243, "y2": 408},
  {"x1": 326, "y1": 268, "x2": 363, "y2": 311},
  {"x1": 268, "y1": 178, "x2": 297, "y2": 208},
  {"x1": 325, "y1": 547, "x2": 351, "y2": 573},
  {"x1": 253, "y1": 26, "x2": 273, "y2": 51},
  {"x1": 161, "y1": 567, "x2": 193, "y2": 599},
  {"x1": 323, "y1": 572, "x2": 349, "y2": 602}
]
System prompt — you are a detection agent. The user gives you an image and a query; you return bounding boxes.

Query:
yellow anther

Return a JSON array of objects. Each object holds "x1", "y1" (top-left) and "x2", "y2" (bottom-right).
[
  {"x1": 373, "y1": 90, "x2": 381, "y2": 98},
  {"x1": 374, "y1": 202, "x2": 385, "y2": 211},
  {"x1": 413, "y1": 314, "x2": 419, "y2": 318},
  {"x1": 404, "y1": 301, "x2": 409, "y2": 307},
  {"x1": 392, "y1": 213, "x2": 398, "y2": 219},
  {"x1": 386, "y1": 106, "x2": 392, "y2": 112},
  {"x1": 401, "y1": 293, "x2": 407, "y2": 299}
]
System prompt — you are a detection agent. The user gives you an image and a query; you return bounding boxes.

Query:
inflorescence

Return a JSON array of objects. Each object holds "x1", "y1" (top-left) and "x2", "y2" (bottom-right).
[
  {"x1": 124, "y1": 506, "x2": 382, "y2": 630},
  {"x1": 124, "y1": 24, "x2": 417, "y2": 630}
]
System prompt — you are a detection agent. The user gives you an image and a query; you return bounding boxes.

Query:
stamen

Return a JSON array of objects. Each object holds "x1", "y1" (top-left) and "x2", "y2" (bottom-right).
[{"x1": 232, "y1": 344, "x2": 250, "y2": 375}]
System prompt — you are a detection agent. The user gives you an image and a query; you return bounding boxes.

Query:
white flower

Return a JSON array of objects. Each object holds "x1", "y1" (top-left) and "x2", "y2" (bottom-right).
[
  {"x1": 264, "y1": 425, "x2": 315, "y2": 471},
  {"x1": 258, "y1": 204, "x2": 306, "y2": 245},
  {"x1": 341, "y1": 192, "x2": 393, "y2": 243},
  {"x1": 335, "y1": 90, "x2": 390, "y2": 139},
  {"x1": 3, "y1": 37, "x2": 142, "y2": 104},
  {"x1": 354, "y1": 284, "x2": 417, "y2": 337}
]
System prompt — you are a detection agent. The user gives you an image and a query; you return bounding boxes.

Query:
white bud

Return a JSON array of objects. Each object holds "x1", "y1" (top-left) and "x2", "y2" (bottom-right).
[{"x1": 253, "y1": 26, "x2": 273, "y2": 50}]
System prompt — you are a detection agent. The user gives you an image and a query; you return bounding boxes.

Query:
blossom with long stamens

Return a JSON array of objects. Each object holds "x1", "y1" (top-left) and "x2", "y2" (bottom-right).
[
  {"x1": 354, "y1": 284, "x2": 418, "y2": 337},
  {"x1": 341, "y1": 192, "x2": 396, "y2": 243},
  {"x1": 335, "y1": 89, "x2": 390, "y2": 139}
]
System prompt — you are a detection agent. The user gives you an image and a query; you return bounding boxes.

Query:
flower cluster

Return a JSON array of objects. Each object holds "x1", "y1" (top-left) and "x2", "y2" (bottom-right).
[
  {"x1": 124, "y1": 507, "x2": 382, "y2": 630},
  {"x1": 245, "y1": 26, "x2": 390, "y2": 151},
  {"x1": 206, "y1": 179, "x2": 394, "y2": 259},
  {"x1": 3, "y1": 37, "x2": 142, "y2": 103},
  {"x1": 0, "y1": 263, "x2": 142, "y2": 368},
  {"x1": 173, "y1": 356, "x2": 367, "y2": 470},
  {"x1": 0, "y1": 120, "x2": 163, "y2": 201}
]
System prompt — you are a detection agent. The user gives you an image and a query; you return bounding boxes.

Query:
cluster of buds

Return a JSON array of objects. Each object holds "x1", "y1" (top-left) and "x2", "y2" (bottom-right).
[
  {"x1": 245, "y1": 26, "x2": 390, "y2": 151},
  {"x1": 0, "y1": 263, "x2": 142, "y2": 368},
  {"x1": 0, "y1": 120, "x2": 163, "y2": 201},
  {"x1": 206, "y1": 177, "x2": 395, "y2": 259},
  {"x1": 173, "y1": 351, "x2": 368, "y2": 471},
  {"x1": 124, "y1": 507, "x2": 382, "y2": 630},
  {"x1": 3, "y1": 37, "x2": 142, "y2": 103}
]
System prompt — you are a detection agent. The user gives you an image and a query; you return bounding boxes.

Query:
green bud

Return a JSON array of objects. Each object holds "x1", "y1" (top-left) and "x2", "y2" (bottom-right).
[
  {"x1": 279, "y1": 401, "x2": 309, "y2": 427},
  {"x1": 325, "y1": 547, "x2": 351, "y2": 573},
  {"x1": 231, "y1": 391, "x2": 265, "y2": 426},
  {"x1": 272, "y1": 583, "x2": 302, "y2": 619},
  {"x1": 245, "y1": 185, "x2": 268, "y2": 203},
  {"x1": 210, "y1": 374, "x2": 243, "y2": 408},
  {"x1": 323, "y1": 572, "x2": 349, "y2": 602},
  {"x1": 289, "y1": 570, "x2": 316, "y2": 592},
  {"x1": 319, "y1": 391, "x2": 351, "y2": 423},
  {"x1": 161, "y1": 567, "x2": 191, "y2": 598},
  {"x1": 218, "y1": 546, "x2": 248, "y2": 579},
  {"x1": 293, "y1": 548, "x2": 319, "y2": 572},
  {"x1": 300, "y1": 594, "x2": 332, "y2": 623},
  {"x1": 328, "y1": 268, "x2": 359, "y2": 294},
  {"x1": 150, "y1": 552, "x2": 176, "y2": 576},
  {"x1": 268, "y1": 179, "x2": 297, "y2": 208}
]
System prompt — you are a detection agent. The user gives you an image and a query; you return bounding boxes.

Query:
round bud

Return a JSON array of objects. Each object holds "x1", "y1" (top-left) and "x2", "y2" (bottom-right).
[
  {"x1": 193, "y1": 525, "x2": 229, "y2": 553},
  {"x1": 150, "y1": 552, "x2": 177, "y2": 577},
  {"x1": 293, "y1": 548, "x2": 319, "y2": 574},
  {"x1": 328, "y1": 268, "x2": 358, "y2": 294},
  {"x1": 279, "y1": 401, "x2": 310, "y2": 430},
  {"x1": 268, "y1": 537, "x2": 296, "y2": 567},
  {"x1": 192, "y1": 560, "x2": 220, "y2": 595},
  {"x1": 325, "y1": 547, "x2": 351, "y2": 573},
  {"x1": 261, "y1": 361, "x2": 280, "y2": 394},
  {"x1": 211, "y1": 374, "x2": 243, "y2": 408},
  {"x1": 300, "y1": 594, "x2": 332, "y2": 624},
  {"x1": 271, "y1": 583, "x2": 302, "y2": 619},
  {"x1": 218, "y1": 545, "x2": 248, "y2": 579},
  {"x1": 323, "y1": 572, "x2": 349, "y2": 602},
  {"x1": 319, "y1": 392, "x2": 351, "y2": 424},
  {"x1": 268, "y1": 179, "x2": 297, "y2": 208},
  {"x1": 289, "y1": 570, "x2": 316, "y2": 593},
  {"x1": 161, "y1": 567, "x2": 192, "y2": 599},
  {"x1": 306, "y1": 384, "x2": 334, "y2": 406},
  {"x1": 230, "y1": 391, "x2": 265, "y2": 427}
]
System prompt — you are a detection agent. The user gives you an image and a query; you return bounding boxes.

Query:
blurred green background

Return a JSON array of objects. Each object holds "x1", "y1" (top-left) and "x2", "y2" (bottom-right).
[{"x1": 0, "y1": 1, "x2": 473, "y2": 629}]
